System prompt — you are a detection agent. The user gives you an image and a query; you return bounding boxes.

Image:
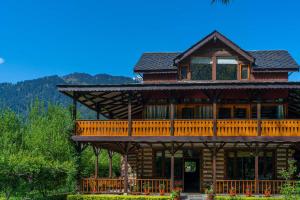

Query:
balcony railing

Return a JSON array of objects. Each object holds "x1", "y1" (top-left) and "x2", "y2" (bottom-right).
[{"x1": 75, "y1": 119, "x2": 300, "y2": 137}]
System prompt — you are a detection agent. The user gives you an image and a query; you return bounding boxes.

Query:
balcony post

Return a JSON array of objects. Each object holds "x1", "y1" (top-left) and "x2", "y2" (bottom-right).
[
  {"x1": 128, "y1": 94, "x2": 132, "y2": 136},
  {"x1": 213, "y1": 99, "x2": 217, "y2": 136},
  {"x1": 255, "y1": 150, "x2": 259, "y2": 194},
  {"x1": 124, "y1": 152, "x2": 129, "y2": 193},
  {"x1": 170, "y1": 144, "x2": 175, "y2": 190},
  {"x1": 257, "y1": 101, "x2": 262, "y2": 136},
  {"x1": 93, "y1": 146, "x2": 101, "y2": 178},
  {"x1": 96, "y1": 103, "x2": 100, "y2": 120},
  {"x1": 212, "y1": 147, "x2": 217, "y2": 193},
  {"x1": 72, "y1": 92, "x2": 77, "y2": 121},
  {"x1": 170, "y1": 99, "x2": 175, "y2": 136},
  {"x1": 108, "y1": 150, "x2": 114, "y2": 178}
]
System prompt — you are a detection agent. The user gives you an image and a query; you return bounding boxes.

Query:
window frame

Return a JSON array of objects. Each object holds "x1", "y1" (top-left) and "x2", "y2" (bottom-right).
[
  {"x1": 190, "y1": 56, "x2": 213, "y2": 80},
  {"x1": 216, "y1": 57, "x2": 239, "y2": 81},
  {"x1": 239, "y1": 64, "x2": 250, "y2": 80},
  {"x1": 179, "y1": 65, "x2": 189, "y2": 80}
]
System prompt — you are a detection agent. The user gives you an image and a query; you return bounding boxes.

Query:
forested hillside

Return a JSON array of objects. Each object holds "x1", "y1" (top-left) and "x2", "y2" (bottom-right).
[{"x1": 0, "y1": 73, "x2": 134, "y2": 116}]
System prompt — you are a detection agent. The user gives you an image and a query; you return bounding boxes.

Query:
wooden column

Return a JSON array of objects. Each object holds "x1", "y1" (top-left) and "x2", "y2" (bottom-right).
[
  {"x1": 170, "y1": 100, "x2": 175, "y2": 136},
  {"x1": 170, "y1": 153, "x2": 175, "y2": 190},
  {"x1": 128, "y1": 94, "x2": 132, "y2": 136},
  {"x1": 93, "y1": 147, "x2": 101, "y2": 178},
  {"x1": 213, "y1": 100, "x2": 217, "y2": 137},
  {"x1": 96, "y1": 103, "x2": 100, "y2": 120},
  {"x1": 257, "y1": 101, "x2": 262, "y2": 136},
  {"x1": 108, "y1": 150, "x2": 114, "y2": 178},
  {"x1": 255, "y1": 152, "x2": 259, "y2": 194},
  {"x1": 124, "y1": 153, "x2": 129, "y2": 193},
  {"x1": 212, "y1": 148, "x2": 217, "y2": 192},
  {"x1": 72, "y1": 93, "x2": 77, "y2": 121}
]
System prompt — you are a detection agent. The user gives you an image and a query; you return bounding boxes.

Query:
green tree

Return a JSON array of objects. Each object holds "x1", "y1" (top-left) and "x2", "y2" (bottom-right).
[{"x1": 279, "y1": 159, "x2": 299, "y2": 200}]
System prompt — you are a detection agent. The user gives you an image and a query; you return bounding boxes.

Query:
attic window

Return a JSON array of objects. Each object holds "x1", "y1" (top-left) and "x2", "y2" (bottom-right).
[
  {"x1": 190, "y1": 57, "x2": 212, "y2": 80},
  {"x1": 216, "y1": 57, "x2": 238, "y2": 80}
]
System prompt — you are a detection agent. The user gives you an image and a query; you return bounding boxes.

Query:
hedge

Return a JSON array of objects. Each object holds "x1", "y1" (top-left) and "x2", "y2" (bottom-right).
[
  {"x1": 215, "y1": 196, "x2": 285, "y2": 200},
  {"x1": 67, "y1": 195, "x2": 171, "y2": 200}
]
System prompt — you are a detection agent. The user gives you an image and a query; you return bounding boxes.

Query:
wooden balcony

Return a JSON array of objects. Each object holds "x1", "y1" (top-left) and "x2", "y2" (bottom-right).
[{"x1": 75, "y1": 119, "x2": 300, "y2": 137}]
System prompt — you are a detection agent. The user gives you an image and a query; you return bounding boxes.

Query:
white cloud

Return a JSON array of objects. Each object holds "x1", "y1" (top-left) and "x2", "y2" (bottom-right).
[{"x1": 0, "y1": 57, "x2": 4, "y2": 64}]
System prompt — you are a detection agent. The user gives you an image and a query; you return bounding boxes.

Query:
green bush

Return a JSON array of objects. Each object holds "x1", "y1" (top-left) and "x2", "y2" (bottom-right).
[{"x1": 67, "y1": 195, "x2": 171, "y2": 200}]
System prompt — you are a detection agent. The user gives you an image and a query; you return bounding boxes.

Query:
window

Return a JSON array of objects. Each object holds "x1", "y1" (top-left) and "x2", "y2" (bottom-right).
[
  {"x1": 185, "y1": 161, "x2": 197, "y2": 173},
  {"x1": 226, "y1": 150, "x2": 275, "y2": 180},
  {"x1": 155, "y1": 150, "x2": 183, "y2": 179},
  {"x1": 218, "y1": 107, "x2": 232, "y2": 119},
  {"x1": 180, "y1": 66, "x2": 188, "y2": 80},
  {"x1": 241, "y1": 65, "x2": 249, "y2": 80},
  {"x1": 190, "y1": 57, "x2": 212, "y2": 80},
  {"x1": 217, "y1": 57, "x2": 238, "y2": 80},
  {"x1": 182, "y1": 107, "x2": 194, "y2": 119},
  {"x1": 144, "y1": 105, "x2": 169, "y2": 119}
]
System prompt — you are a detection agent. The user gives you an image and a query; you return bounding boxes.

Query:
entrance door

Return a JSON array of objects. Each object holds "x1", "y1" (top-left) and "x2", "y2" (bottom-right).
[{"x1": 184, "y1": 158, "x2": 200, "y2": 192}]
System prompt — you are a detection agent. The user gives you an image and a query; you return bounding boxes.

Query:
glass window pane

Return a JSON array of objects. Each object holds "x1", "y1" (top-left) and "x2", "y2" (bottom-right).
[
  {"x1": 185, "y1": 161, "x2": 196, "y2": 173},
  {"x1": 190, "y1": 57, "x2": 212, "y2": 80},
  {"x1": 241, "y1": 65, "x2": 248, "y2": 79},
  {"x1": 217, "y1": 58, "x2": 238, "y2": 80},
  {"x1": 218, "y1": 107, "x2": 231, "y2": 119},
  {"x1": 180, "y1": 66, "x2": 187, "y2": 79},
  {"x1": 234, "y1": 108, "x2": 247, "y2": 119}
]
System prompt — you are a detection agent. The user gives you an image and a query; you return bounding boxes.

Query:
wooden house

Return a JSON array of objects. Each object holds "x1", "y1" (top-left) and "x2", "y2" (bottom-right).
[{"x1": 58, "y1": 31, "x2": 300, "y2": 195}]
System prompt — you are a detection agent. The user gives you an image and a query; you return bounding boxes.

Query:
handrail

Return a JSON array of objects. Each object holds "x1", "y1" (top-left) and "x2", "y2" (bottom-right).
[{"x1": 75, "y1": 119, "x2": 300, "y2": 137}]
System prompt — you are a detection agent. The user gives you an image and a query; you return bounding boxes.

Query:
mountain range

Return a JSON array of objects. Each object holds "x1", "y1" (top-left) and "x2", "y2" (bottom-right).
[{"x1": 0, "y1": 73, "x2": 134, "y2": 117}]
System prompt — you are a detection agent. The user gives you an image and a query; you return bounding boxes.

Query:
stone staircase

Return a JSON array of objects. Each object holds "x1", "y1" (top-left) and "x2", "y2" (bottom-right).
[{"x1": 180, "y1": 193, "x2": 206, "y2": 200}]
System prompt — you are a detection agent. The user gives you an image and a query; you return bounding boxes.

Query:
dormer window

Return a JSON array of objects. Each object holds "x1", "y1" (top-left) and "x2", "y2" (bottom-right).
[
  {"x1": 216, "y1": 57, "x2": 238, "y2": 80},
  {"x1": 190, "y1": 57, "x2": 212, "y2": 80}
]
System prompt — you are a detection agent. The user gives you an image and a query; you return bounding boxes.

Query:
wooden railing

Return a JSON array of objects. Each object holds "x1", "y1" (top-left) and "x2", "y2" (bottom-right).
[
  {"x1": 76, "y1": 120, "x2": 128, "y2": 136},
  {"x1": 128, "y1": 178, "x2": 171, "y2": 194},
  {"x1": 261, "y1": 120, "x2": 300, "y2": 136},
  {"x1": 174, "y1": 120, "x2": 213, "y2": 136},
  {"x1": 75, "y1": 119, "x2": 300, "y2": 137},
  {"x1": 132, "y1": 120, "x2": 170, "y2": 136},
  {"x1": 81, "y1": 178, "x2": 124, "y2": 193},
  {"x1": 216, "y1": 180, "x2": 297, "y2": 194},
  {"x1": 81, "y1": 178, "x2": 171, "y2": 194},
  {"x1": 217, "y1": 120, "x2": 258, "y2": 136}
]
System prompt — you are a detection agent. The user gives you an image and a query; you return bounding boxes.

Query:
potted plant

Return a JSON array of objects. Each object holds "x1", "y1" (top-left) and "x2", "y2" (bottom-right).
[
  {"x1": 245, "y1": 185, "x2": 252, "y2": 197},
  {"x1": 159, "y1": 183, "x2": 165, "y2": 196},
  {"x1": 143, "y1": 182, "x2": 150, "y2": 195},
  {"x1": 264, "y1": 186, "x2": 271, "y2": 197},
  {"x1": 205, "y1": 184, "x2": 214, "y2": 200},
  {"x1": 170, "y1": 190, "x2": 180, "y2": 200},
  {"x1": 229, "y1": 186, "x2": 236, "y2": 197}
]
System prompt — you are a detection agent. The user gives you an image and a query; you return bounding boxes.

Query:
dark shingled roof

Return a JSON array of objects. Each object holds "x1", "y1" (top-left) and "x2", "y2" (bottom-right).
[{"x1": 134, "y1": 50, "x2": 299, "y2": 72}]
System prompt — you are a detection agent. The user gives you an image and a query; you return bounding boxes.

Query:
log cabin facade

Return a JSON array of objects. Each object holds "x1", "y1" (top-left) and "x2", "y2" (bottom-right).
[{"x1": 58, "y1": 31, "x2": 300, "y2": 195}]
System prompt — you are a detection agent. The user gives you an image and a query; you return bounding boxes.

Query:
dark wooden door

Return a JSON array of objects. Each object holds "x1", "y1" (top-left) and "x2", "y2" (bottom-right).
[{"x1": 184, "y1": 158, "x2": 200, "y2": 192}]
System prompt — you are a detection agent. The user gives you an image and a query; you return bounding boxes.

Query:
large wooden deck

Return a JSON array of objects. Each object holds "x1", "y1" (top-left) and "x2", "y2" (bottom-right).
[{"x1": 75, "y1": 119, "x2": 300, "y2": 137}]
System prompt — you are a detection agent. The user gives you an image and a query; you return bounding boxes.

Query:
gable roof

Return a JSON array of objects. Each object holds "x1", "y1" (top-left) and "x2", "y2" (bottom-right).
[
  {"x1": 134, "y1": 50, "x2": 299, "y2": 73},
  {"x1": 174, "y1": 30, "x2": 255, "y2": 64}
]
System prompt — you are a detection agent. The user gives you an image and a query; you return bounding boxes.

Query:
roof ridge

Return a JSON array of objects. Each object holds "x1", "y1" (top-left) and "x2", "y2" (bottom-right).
[{"x1": 247, "y1": 49, "x2": 288, "y2": 52}]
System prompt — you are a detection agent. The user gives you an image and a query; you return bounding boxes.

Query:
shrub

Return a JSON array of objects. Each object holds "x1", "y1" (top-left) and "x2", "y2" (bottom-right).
[
  {"x1": 215, "y1": 196, "x2": 285, "y2": 200},
  {"x1": 67, "y1": 195, "x2": 171, "y2": 200}
]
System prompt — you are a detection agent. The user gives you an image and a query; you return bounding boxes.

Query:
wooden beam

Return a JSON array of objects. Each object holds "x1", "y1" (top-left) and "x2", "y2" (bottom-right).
[
  {"x1": 73, "y1": 92, "x2": 77, "y2": 121},
  {"x1": 128, "y1": 94, "x2": 132, "y2": 136},
  {"x1": 170, "y1": 143, "x2": 175, "y2": 190},
  {"x1": 170, "y1": 100, "x2": 175, "y2": 136},
  {"x1": 257, "y1": 101, "x2": 262, "y2": 136},
  {"x1": 213, "y1": 99, "x2": 217, "y2": 137}
]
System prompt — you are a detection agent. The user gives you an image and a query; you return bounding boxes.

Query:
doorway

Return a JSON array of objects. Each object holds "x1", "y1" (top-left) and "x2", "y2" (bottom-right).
[{"x1": 183, "y1": 158, "x2": 200, "y2": 192}]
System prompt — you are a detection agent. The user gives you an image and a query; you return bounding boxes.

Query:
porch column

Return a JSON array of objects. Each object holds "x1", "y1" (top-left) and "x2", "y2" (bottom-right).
[
  {"x1": 213, "y1": 99, "x2": 217, "y2": 137},
  {"x1": 257, "y1": 101, "x2": 262, "y2": 136},
  {"x1": 170, "y1": 99, "x2": 175, "y2": 136},
  {"x1": 96, "y1": 103, "x2": 100, "y2": 120},
  {"x1": 170, "y1": 153, "x2": 175, "y2": 190},
  {"x1": 212, "y1": 148, "x2": 217, "y2": 192},
  {"x1": 124, "y1": 152, "x2": 129, "y2": 193},
  {"x1": 108, "y1": 150, "x2": 114, "y2": 178},
  {"x1": 128, "y1": 94, "x2": 132, "y2": 136},
  {"x1": 72, "y1": 92, "x2": 77, "y2": 121},
  {"x1": 93, "y1": 147, "x2": 101, "y2": 178},
  {"x1": 255, "y1": 151, "x2": 259, "y2": 194}
]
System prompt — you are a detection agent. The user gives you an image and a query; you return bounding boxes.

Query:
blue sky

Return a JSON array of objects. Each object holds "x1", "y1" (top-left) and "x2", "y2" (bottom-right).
[{"x1": 0, "y1": 0, "x2": 300, "y2": 83}]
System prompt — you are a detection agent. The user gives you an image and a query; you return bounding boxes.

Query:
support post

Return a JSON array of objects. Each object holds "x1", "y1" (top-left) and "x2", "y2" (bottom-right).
[
  {"x1": 72, "y1": 93, "x2": 77, "y2": 121},
  {"x1": 255, "y1": 152, "x2": 259, "y2": 194},
  {"x1": 170, "y1": 152, "x2": 175, "y2": 190},
  {"x1": 213, "y1": 99, "x2": 217, "y2": 137},
  {"x1": 212, "y1": 148, "x2": 217, "y2": 193},
  {"x1": 124, "y1": 153, "x2": 129, "y2": 193},
  {"x1": 128, "y1": 94, "x2": 132, "y2": 136},
  {"x1": 170, "y1": 99, "x2": 175, "y2": 136},
  {"x1": 108, "y1": 150, "x2": 114, "y2": 178},
  {"x1": 257, "y1": 101, "x2": 261, "y2": 136},
  {"x1": 93, "y1": 147, "x2": 101, "y2": 178},
  {"x1": 96, "y1": 103, "x2": 100, "y2": 120}
]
